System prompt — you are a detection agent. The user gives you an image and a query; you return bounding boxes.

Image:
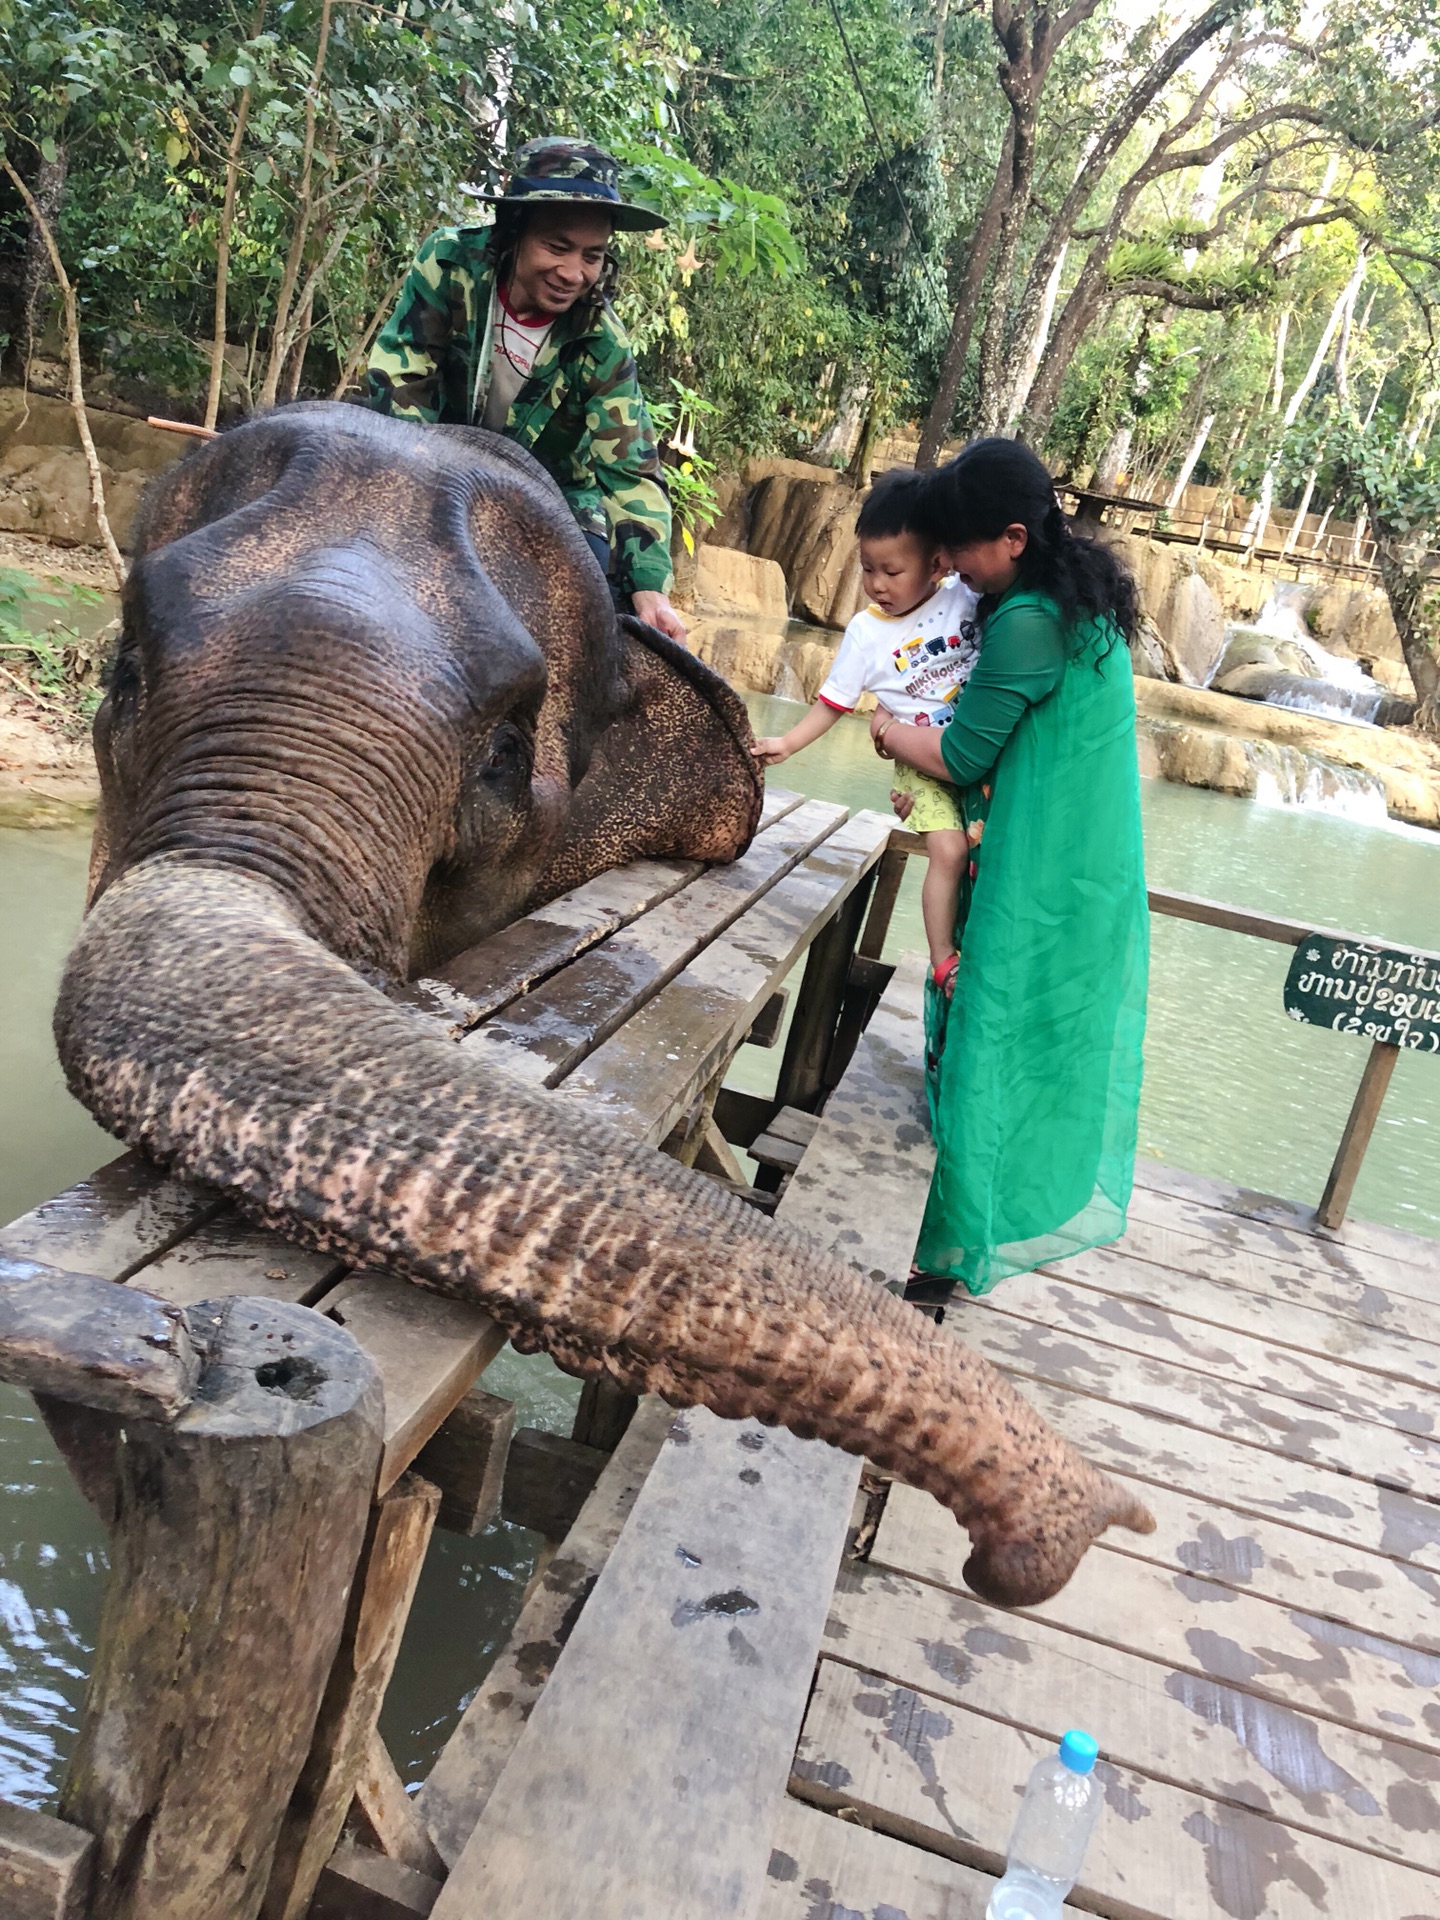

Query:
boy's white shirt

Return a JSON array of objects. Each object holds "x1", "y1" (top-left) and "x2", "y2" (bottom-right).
[{"x1": 818, "y1": 575, "x2": 981, "y2": 727}]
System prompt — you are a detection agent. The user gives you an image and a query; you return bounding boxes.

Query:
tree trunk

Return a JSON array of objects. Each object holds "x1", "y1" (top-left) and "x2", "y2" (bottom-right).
[
  {"x1": 14, "y1": 145, "x2": 68, "y2": 373},
  {"x1": 1166, "y1": 411, "x2": 1215, "y2": 510},
  {"x1": 281, "y1": 283, "x2": 316, "y2": 402},
  {"x1": 1002, "y1": 241, "x2": 1066, "y2": 430},
  {"x1": 810, "y1": 381, "x2": 871, "y2": 464},
  {"x1": 205, "y1": 8, "x2": 265, "y2": 430},
  {"x1": 0, "y1": 157, "x2": 124, "y2": 584},
  {"x1": 259, "y1": 0, "x2": 334, "y2": 408},
  {"x1": 932, "y1": 0, "x2": 952, "y2": 94},
  {"x1": 1277, "y1": 468, "x2": 1316, "y2": 560},
  {"x1": 1371, "y1": 525, "x2": 1440, "y2": 731},
  {"x1": 974, "y1": 100, "x2": 1039, "y2": 435},
  {"x1": 1093, "y1": 423, "x2": 1133, "y2": 492},
  {"x1": 915, "y1": 124, "x2": 1014, "y2": 468}
]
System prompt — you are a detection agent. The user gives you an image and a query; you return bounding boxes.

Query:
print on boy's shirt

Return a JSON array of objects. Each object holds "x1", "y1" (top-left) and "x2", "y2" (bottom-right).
[{"x1": 818, "y1": 575, "x2": 982, "y2": 729}]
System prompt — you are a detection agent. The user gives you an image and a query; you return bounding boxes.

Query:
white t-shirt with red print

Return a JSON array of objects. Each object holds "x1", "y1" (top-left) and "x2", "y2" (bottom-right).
[{"x1": 817, "y1": 576, "x2": 982, "y2": 728}]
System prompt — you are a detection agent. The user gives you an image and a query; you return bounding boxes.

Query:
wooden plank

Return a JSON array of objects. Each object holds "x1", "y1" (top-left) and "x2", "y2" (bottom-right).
[
  {"x1": 431, "y1": 790, "x2": 805, "y2": 1019},
  {"x1": 429, "y1": 961, "x2": 934, "y2": 1919},
  {"x1": 464, "y1": 798, "x2": 850, "y2": 1087},
  {"x1": 966, "y1": 1293, "x2": 1440, "y2": 1496},
  {"x1": 743, "y1": 988, "x2": 788, "y2": 1049},
  {"x1": 321, "y1": 1272, "x2": 507, "y2": 1494},
  {"x1": 692, "y1": 1115, "x2": 749, "y2": 1186},
  {"x1": 562, "y1": 811, "x2": 896, "y2": 1146},
  {"x1": 1008, "y1": 1369, "x2": 1440, "y2": 1574},
  {"x1": 773, "y1": 857, "x2": 875, "y2": 1110},
  {"x1": 1133, "y1": 1156, "x2": 1440, "y2": 1279},
  {"x1": 265, "y1": 1473, "x2": 441, "y2": 1920},
  {"x1": 413, "y1": 1384, "x2": 515, "y2": 1536},
  {"x1": 1046, "y1": 1240, "x2": 1440, "y2": 1395},
  {"x1": 826, "y1": 1564, "x2": 1440, "y2": 1867},
  {"x1": 855, "y1": 842, "x2": 909, "y2": 962},
  {"x1": 0, "y1": 1801, "x2": 94, "y2": 1920},
  {"x1": 795, "y1": 1659, "x2": 1440, "y2": 1920},
  {"x1": 124, "y1": 1205, "x2": 344, "y2": 1307},
  {"x1": 875, "y1": 1473, "x2": 1440, "y2": 1659},
  {"x1": 749, "y1": 1131, "x2": 806, "y2": 1174},
  {"x1": 767, "y1": 1107, "x2": 822, "y2": 1148},
  {"x1": 353, "y1": 1732, "x2": 447, "y2": 1880},
  {"x1": 1148, "y1": 886, "x2": 1440, "y2": 965},
  {"x1": 417, "y1": 1395, "x2": 675, "y2": 1866},
  {"x1": 1089, "y1": 1208, "x2": 1440, "y2": 1336},
  {"x1": 500, "y1": 1428, "x2": 610, "y2": 1538},
  {"x1": 1318, "y1": 1040, "x2": 1402, "y2": 1229},
  {"x1": 0, "y1": 1257, "x2": 198, "y2": 1422},
  {"x1": 0, "y1": 1151, "x2": 222, "y2": 1282},
  {"x1": 760, "y1": 1796, "x2": 1035, "y2": 1920},
  {"x1": 311, "y1": 1844, "x2": 439, "y2": 1920}
]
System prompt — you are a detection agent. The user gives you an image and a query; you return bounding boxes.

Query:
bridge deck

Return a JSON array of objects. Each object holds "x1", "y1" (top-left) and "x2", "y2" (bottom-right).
[{"x1": 5, "y1": 791, "x2": 1440, "y2": 1919}]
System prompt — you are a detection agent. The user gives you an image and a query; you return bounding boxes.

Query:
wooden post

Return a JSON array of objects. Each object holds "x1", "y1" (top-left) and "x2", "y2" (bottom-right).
[
  {"x1": 414, "y1": 1385, "x2": 515, "y2": 1535},
  {"x1": 0, "y1": 1800, "x2": 95, "y2": 1920},
  {"x1": 572, "y1": 1376, "x2": 639, "y2": 1452},
  {"x1": 773, "y1": 869, "x2": 877, "y2": 1115},
  {"x1": 1317, "y1": 1041, "x2": 1401, "y2": 1230},
  {"x1": 857, "y1": 843, "x2": 910, "y2": 962},
  {"x1": 262, "y1": 1471, "x2": 441, "y2": 1920},
  {"x1": 60, "y1": 1296, "x2": 384, "y2": 1920}
]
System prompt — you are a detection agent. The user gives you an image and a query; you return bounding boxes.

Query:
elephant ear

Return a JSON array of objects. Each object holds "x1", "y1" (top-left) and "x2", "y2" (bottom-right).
[{"x1": 533, "y1": 614, "x2": 764, "y2": 900}]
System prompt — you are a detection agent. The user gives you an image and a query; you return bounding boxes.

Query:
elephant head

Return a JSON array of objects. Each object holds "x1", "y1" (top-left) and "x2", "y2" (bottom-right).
[{"x1": 57, "y1": 403, "x2": 1151, "y2": 1608}]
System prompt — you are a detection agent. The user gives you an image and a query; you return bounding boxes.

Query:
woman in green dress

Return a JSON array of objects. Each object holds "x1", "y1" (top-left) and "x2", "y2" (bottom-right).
[{"x1": 870, "y1": 438, "x2": 1149, "y2": 1308}]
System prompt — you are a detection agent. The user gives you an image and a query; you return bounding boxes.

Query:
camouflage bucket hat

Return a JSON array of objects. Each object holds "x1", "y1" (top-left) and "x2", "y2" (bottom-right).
[{"x1": 465, "y1": 135, "x2": 668, "y2": 233}]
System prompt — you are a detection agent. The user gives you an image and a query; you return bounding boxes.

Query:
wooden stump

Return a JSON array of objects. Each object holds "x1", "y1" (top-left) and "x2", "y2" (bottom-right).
[{"x1": 59, "y1": 1296, "x2": 384, "y2": 1920}]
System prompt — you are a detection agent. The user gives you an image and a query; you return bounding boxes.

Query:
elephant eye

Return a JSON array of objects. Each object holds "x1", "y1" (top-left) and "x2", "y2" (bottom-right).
[{"x1": 482, "y1": 722, "x2": 531, "y2": 784}]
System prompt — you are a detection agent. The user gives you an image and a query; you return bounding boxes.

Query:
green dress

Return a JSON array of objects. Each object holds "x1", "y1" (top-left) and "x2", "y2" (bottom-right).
[{"x1": 915, "y1": 585, "x2": 1149, "y2": 1295}]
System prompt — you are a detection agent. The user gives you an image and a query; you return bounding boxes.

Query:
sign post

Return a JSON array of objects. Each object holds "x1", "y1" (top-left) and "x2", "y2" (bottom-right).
[{"x1": 1283, "y1": 936, "x2": 1440, "y2": 1228}]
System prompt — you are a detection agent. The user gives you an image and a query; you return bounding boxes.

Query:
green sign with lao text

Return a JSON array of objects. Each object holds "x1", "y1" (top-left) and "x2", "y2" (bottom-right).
[{"x1": 1284, "y1": 935, "x2": 1440, "y2": 1053}]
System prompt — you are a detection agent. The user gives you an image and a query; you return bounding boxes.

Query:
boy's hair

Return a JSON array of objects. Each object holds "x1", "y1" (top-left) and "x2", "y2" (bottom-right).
[{"x1": 856, "y1": 469, "x2": 933, "y2": 545}]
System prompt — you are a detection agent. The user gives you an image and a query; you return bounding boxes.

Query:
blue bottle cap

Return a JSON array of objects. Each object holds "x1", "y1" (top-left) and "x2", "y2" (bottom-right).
[{"x1": 1059, "y1": 1730, "x2": 1098, "y2": 1774}]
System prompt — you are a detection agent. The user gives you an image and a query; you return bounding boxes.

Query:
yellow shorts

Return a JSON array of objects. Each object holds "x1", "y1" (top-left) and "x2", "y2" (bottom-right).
[{"x1": 890, "y1": 760, "x2": 964, "y2": 834}]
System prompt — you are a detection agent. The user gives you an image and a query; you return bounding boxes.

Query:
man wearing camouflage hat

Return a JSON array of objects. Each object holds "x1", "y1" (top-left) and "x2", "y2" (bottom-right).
[{"x1": 367, "y1": 136, "x2": 687, "y2": 642}]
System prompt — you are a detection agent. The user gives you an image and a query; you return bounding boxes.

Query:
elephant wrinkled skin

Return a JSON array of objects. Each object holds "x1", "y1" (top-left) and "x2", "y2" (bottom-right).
[{"x1": 55, "y1": 403, "x2": 1152, "y2": 1607}]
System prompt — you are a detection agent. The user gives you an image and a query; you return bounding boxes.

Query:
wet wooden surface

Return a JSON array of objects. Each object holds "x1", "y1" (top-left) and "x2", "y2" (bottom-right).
[{"x1": 785, "y1": 1136, "x2": 1440, "y2": 1919}]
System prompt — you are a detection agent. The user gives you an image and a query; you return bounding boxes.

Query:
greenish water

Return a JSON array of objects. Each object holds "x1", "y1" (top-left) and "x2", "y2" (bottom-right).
[{"x1": 1, "y1": 717, "x2": 1438, "y2": 1805}]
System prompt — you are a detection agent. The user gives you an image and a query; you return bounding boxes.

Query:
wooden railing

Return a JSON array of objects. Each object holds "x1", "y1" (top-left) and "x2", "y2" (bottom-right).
[{"x1": 880, "y1": 833, "x2": 1436, "y2": 1233}]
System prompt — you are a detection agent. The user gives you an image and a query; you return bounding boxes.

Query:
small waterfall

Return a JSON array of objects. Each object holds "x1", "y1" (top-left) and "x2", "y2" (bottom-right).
[
  {"x1": 771, "y1": 640, "x2": 809, "y2": 702},
  {"x1": 1248, "y1": 741, "x2": 1389, "y2": 823},
  {"x1": 1264, "y1": 680, "x2": 1387, "y2": 726}
]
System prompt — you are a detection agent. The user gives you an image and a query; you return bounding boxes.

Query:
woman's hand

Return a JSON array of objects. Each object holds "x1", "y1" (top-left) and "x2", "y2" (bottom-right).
[
  {"x1": 751, "y1": 736, "x2": 791, "y2": 767},
  {"x1": 870, "y1": 703, "x2": 898, "y2": 760},
  {"x1": 890, "y1": 788, "x2": 915, "y2": 822}
]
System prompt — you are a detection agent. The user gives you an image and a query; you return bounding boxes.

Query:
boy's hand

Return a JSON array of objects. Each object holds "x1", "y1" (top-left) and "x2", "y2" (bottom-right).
[{"x1": 751, "y1": 737, "x2": 791, "y2": 766}]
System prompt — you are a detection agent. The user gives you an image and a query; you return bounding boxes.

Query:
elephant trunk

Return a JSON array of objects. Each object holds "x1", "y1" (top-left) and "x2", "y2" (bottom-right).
[{"x1": 56, "y1": 856, "x2": 1152, "y2": 1606}]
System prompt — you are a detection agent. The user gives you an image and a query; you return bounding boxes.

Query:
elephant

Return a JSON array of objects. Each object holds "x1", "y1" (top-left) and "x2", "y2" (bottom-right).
[{"x1": 55, "y1": 401, "x2": 1153, "y2": 1607}]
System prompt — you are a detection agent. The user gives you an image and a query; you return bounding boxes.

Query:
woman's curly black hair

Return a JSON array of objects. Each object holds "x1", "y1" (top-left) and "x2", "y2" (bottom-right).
[{"x1": 913, "y1": 438, "x2": 1139, "y2": 652}]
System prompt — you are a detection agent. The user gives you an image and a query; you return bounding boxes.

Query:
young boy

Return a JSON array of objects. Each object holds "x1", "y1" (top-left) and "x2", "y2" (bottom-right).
[{"x1": 752, "y1": 471, "x2": 980, "y2": 996}]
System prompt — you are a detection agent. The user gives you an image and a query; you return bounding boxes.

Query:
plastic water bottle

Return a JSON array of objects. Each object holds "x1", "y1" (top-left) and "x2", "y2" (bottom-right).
[{"x1": 985, "y1": 1731, "x2": 1102, "y2": 1920}]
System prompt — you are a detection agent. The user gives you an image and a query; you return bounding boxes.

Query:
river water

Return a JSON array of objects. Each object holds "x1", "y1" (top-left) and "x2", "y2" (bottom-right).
[{"x1": 1, "y1": 696, "x2": 1438, "y2": 1807}]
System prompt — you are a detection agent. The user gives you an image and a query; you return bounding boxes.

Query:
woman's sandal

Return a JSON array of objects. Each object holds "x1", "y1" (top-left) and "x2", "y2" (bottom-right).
[
  {"x1": 929, "y1": 953, "x2": 960, "y2": 1000},
  {"x1": 903, "y1": 1269, "x2": 957, "y2": 1324}
]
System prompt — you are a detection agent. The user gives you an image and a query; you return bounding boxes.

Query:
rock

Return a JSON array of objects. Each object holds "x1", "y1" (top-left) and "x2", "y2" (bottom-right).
[
  {"x1": 1161, "y1": 570, "x2": 1228, "y2": 685},
  {"x1": 694, "y1": 544, "x2": 789, "y2": 621},
  {"x1": 0, "y1": 388, "x2": 184, "y2": 550},
  {"x1": 1135, "y1": 678, "x2": 1440, "y2": 829},
  {"x1": 743, "y1": 456, "x2": 839, "y2": 488},
  {"x1": 745, "y1": 475, "x2": 864, "y2": 629},
  {"x1": 703, "y1": 474, "x2": 750, "y2": 551}
]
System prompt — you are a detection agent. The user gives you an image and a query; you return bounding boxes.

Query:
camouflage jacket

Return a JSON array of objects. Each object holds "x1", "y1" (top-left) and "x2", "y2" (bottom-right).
[{"x1": 367, "y1": 227, "x2": 673, "y2": 596}]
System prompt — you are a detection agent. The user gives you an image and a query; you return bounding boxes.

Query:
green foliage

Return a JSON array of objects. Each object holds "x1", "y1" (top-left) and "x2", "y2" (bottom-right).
[{"x1": 0, "y1": 567, "x2": 108, "y2": 724}]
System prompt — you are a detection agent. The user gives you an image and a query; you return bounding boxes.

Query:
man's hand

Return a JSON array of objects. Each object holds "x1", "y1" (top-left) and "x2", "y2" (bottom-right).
[
  {"x1": 751, "y1": 736, "x2": 791, "y2": 767},
  {"x1": 632, "y1": 590, "x2": 689, "y2": 646}
]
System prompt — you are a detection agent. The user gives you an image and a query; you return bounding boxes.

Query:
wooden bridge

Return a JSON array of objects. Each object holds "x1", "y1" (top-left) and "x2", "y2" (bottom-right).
[{"x1": 1, "y1": 788, "x2": 1439, "y2": 1920}]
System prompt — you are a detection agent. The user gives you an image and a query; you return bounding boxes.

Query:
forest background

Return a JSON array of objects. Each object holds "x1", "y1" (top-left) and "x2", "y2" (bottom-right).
[{"x1": 2, "y1": 0, "x2": 1440, "y2": 715}]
